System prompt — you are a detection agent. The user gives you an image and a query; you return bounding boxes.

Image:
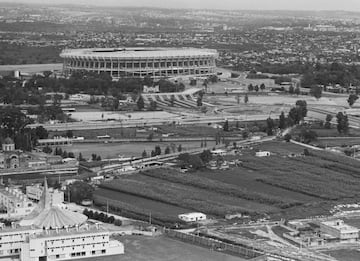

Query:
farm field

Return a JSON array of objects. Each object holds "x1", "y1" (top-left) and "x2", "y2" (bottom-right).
[{"x1": 96, "y1": 140, "x2": 360, "y2": 223}]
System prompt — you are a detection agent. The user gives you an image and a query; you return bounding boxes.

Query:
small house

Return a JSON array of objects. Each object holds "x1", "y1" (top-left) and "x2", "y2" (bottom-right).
[{"x1": 178, "y1": 212, "x2": 207, "y2": 223}]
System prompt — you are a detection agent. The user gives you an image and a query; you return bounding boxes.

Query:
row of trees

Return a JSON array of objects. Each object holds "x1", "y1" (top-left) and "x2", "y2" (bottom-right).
[
  {"x1": 142, "y1": 144, "x2": 183, "y2": 158},
  {"x1": 83, "y1": 209, "x2": 122, "y2": 226}
]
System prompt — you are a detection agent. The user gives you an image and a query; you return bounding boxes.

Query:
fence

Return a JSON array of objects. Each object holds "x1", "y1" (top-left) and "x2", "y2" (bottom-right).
[{"x1": 164, "y1": 229, "x2": 264, "y2": 260}]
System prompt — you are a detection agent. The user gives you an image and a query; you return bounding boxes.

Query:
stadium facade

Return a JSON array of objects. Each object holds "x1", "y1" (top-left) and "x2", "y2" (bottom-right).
[{"x1": 60, "y1": 47, "x2": 218, "y2": 79}]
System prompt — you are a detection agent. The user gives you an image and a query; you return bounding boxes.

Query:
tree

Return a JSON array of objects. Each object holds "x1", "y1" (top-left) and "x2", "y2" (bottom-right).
[
  {"x1": 260, "y1": 83, "x2": 266, "y2": 91},
  {"x1": 296, "y1": 100, "x2": 308, "y2": 119},
  {"x1": 148, "y1": 101, "x2": 157, "y2": 111},
  {"x1": 244, "y1": 94, "x2": 249, "y2": 104},
  {"x1": 248, "y1": 84, "x2": 254, "y2": 92},
  {"x1": 178, "y1": 153, "x2": 204, "y2": 169},
  {"x1": 336, "y1": 112, "x2": 349, "y2": 134},
  {"x1": 347, "y1": 94, "x2": 359, "y2": 107},
  {"x1": 65, "y1": 130, "x2": 73, "y2": 138},
  {"x1": 310, "y1": 85, "x2": 322, "y2": 99},
  {"x1": 223, "y1": 120, "x2": 229, "y2": 132},
  {"x1": 324, "y1": 114, "x2": 333, "y2": 129},
  {"x1": 300, "y1": 128, "x2": 318, "y2": 144},
  {"x1": 137, "y1": 96, "x2": 145, "y2": 110},
  {"x1": 114, "y1": 219, "x2": 122, "y2": 226},
  {"x1": 279, "y1": 111, "x2": 286, "y2": 129},
  {"x1": 284, "y1": 133, "x2": 292, "y2": 142},
  {"x1": 78, "y1": 152, "x2": 85, "y2": 162},
  {"x1": 154, "y1": 145, "x2": 161, "y2": 156},
  {"x1": 142, "y1": 150, "x2": 147, "y2": 158},
  {"x1": 177, "y1": 144, "x2": 182, "y2": 152},
  {"x1": 35, "y1": 126, "x2": 48, "y2": 139},
  {"x1": 288, "y1": 107, "x2": 301, "y2": 125},
  {"x1": 170, "y1": 95, "x2": 175, "y2": 107},
  {"x1": 200, "y1": 150, "x2": 212, "y2": 163},
  {"x1": 197, "y1": 96, "x2": 203, "y2": 107},
  {"x1": 294, "y1": 86, "x2": 300, "y2": 95},
  {"x1": 67, "y1": 181, "x2": 94, "y2": 204},
  {"x1": 289, "y1": 85, "x2": 294, "y2": 94},
  {"x1": 254, "y1": 85, "x2": 259, "y2": 92},
  {"x1": 165, "y1": 146, "x2": 171, "y2": 154},
  {"x1": 266, "y1": 117, "x2": 275, "y2": 136},
  {"x1": 42, "y1": 146, "x2": 52, "y2": 154}
]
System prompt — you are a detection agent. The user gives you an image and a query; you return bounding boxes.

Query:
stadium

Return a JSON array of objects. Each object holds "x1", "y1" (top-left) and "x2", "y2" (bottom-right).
[{"x1": 60, "y1": 47, "x2": 218, "y2": 79}]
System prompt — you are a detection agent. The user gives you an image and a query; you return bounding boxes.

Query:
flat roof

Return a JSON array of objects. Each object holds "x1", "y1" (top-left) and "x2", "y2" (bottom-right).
[{"x1": 60, "y1": 47, "x2": 218, "y2": 59}]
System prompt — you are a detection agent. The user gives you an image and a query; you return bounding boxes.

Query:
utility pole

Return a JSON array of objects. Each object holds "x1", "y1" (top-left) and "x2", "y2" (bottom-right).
[
  {"x1": 149, "y1": 212, "x2": 152, "y2": 225},
  {"x1": 106, "y1": 199, "x2": 109, "y2": 214}
]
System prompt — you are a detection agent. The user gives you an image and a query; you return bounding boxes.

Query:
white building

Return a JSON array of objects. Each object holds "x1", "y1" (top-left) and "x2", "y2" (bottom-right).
[
  {"x1": 20, "y1": 225, "x2": 124, "y2": 261},
  {"x1": 0, "y1": 187, "x2": 35, "y2": 218},
  {"x1": 255, "y1": 151, "x2": 271, "y2": 157},
  {"x1": 0, "y1": 178, "x2": 124, "y2": 260},
  {"x1": 26, "y1": 184, "x2": 64, "y2": 205},
  {"x1": 320, "y1": 220, "x2": 359, "y2": 242},
  {"x1": 178, "y1": 212, "x2": 207, "y2": 223},
  {"x1": 211, "y1": 149, "x2": 226, "y2": 156}
]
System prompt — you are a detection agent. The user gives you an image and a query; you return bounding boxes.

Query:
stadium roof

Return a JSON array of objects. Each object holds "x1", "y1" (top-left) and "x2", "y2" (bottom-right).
[
  {"x1": 60, "y1": 47, "x2": 218, "y2": 59},
  {"x1": 20, "y1": 178, "x2": 87, "y2": 229}
]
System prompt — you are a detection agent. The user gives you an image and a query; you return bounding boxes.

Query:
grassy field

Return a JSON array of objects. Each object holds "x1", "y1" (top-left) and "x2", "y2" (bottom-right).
[
  {"x1": 75, "y1": 235, "x2": 245, "y2": 261},
  {"x1": 60, "y1": 140, "x2": 216, "y2": 159},
  {"x1": 95, "y1": 140, "x2": 360, "y2": 222}
]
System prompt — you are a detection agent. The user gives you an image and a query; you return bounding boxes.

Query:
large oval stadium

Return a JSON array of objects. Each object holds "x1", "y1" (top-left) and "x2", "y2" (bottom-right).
[{"x1": 60, "y1": 47, "x2": 218, "y2": 79}]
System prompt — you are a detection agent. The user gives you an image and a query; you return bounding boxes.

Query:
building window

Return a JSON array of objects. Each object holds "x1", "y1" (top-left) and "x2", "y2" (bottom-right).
[
  {"x1": 56, "y1": 255, "x2": 60, "y2": 259},
  {"x1": 101, "y1": 250, "x2": 106, "y2": 254},
  {"x1": 92, "y1": 250, "x2": 96, "y2": 255}
]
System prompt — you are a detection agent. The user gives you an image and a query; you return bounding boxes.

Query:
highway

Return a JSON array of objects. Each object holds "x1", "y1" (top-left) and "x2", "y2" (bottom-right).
[
  {"x1": 308, "y1": 107, "x2": 360, "y2": 129},
  {"x1": 28, "y1": 114, "x2": 271, "y2": 131}
]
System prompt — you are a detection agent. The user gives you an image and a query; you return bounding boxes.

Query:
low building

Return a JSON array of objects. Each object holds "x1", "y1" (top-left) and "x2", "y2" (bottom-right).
[
  {"x1": 211, "y1": 149, "x2": 226, "y2": 156},
  {"x1": 178, "y1": 212, "x2": 207, "y2": 223},
  {"x1": 255, "y1": 151, "x2": 271, "y2": 157},
  {"x1": 0, "y1": 187, "x2": 36, "y2": 218},
  {"x1": 320, "y1": 219, "x2": 359, "y2": 242},
  {"x1": 143, "y1": 85, "x2": 160, "y2": 93}
]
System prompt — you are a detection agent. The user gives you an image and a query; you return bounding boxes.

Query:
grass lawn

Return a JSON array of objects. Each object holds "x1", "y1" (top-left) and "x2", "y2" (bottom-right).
[
  {"x1": 324, "y1": 249, "x2": 360, "y2": 261},
  {"x1": 59, "y1": 140, "x2": 216, "y2": 159},
  {"x1": 76, "y1": 235, "x2": 245, "y2": 261}
]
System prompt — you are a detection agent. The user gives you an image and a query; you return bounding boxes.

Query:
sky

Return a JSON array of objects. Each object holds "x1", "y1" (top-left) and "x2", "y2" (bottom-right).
[{"x1": 1, "y1": 0, "x2": 360, "y2": 12}]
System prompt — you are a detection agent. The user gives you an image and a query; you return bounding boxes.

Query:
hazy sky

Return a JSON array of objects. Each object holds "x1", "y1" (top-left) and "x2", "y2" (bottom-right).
[{"x1": 2, "y1": 0, "x2": 360, "y2": 11}]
